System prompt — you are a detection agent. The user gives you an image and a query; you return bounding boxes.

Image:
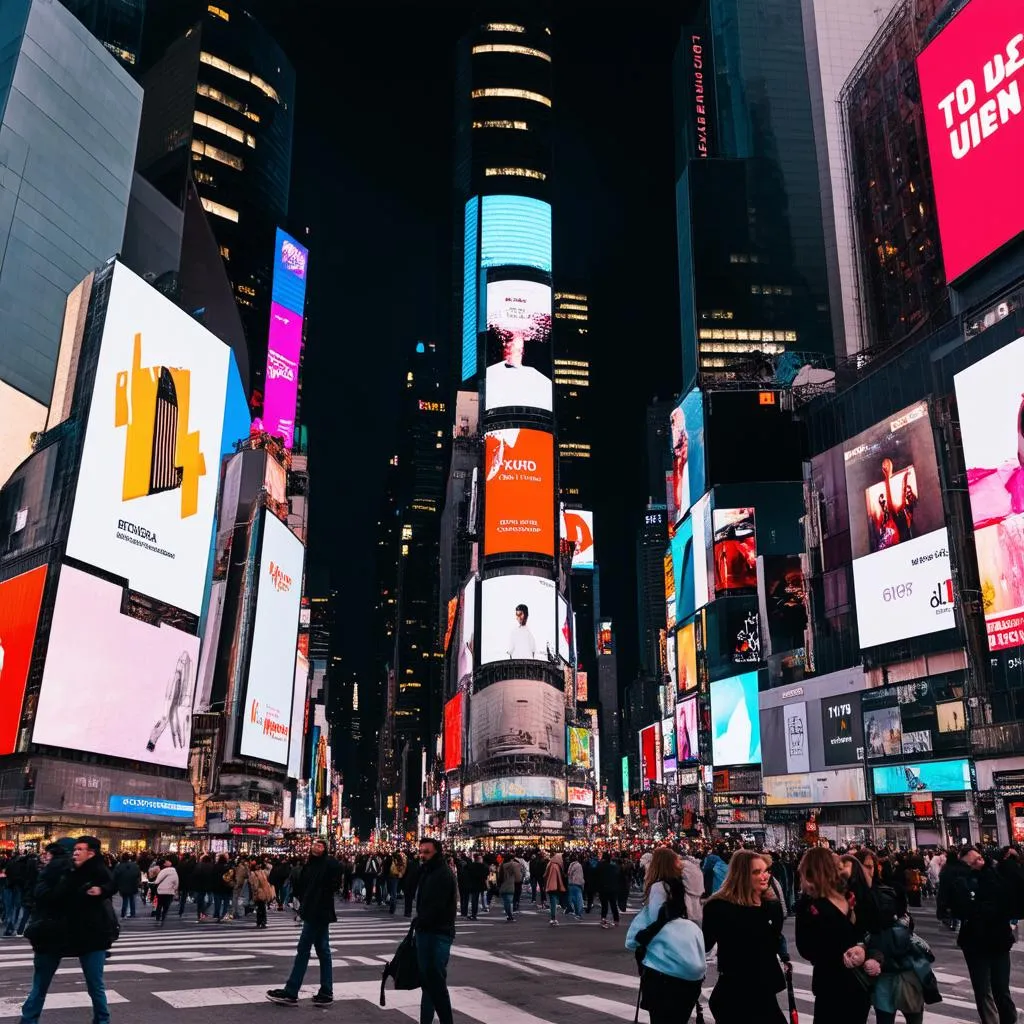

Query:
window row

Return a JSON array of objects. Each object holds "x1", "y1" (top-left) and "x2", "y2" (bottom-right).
[
  {"x1": 194, "y1": 110, "x2": 255, "y2": 148},
  {"x1": 200, "y1": 51, "x2": 279, "y2": 103},
  {"x1": 472, "y1": 43, "x2": 551, "y2": 62},
  {"x1": 201, "y1": 197, "x2": 239, "y2": 223},
  {"x1": 472, "y1": 119, "x2": 529, "y2": 131},
  {"x1": 471, "y1": 87, "x2": 551, "y2": 108},
  {"x1": 697, "y1": 328, "x2": 797, "y2": 343},
  {"x1": 191, "y1": 138, "x2": 244, "y2": 170},
  {"x1": 484, "y1": 166, "x2": 546, "y2": 180}
]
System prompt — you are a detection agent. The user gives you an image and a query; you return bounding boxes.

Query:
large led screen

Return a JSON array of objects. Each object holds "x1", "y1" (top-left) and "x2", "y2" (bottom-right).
[
  {"x1": 457, "y1": 579, "x2": 476, "y2": 682},
  {"x1": 713, "y1": 508, "x2": 757, "y2": 592},
  {"x1": 0, "y1": 566, "x2": 47, "y2": 755},
  {"x1": 484, "y1": 428, "x2": 555, "y2": 557},
  {"x1": 664, "y1": 550, "x2": 676, "y2": 630},
  {"x1": 692, "y1": 494, "x2": 712, "y2": 610},
  {"x1": 665, "y1": 633, "x2": 677, "y2": 690},
  {"x1": 764, "y1": 768, "x2": 867, "y2": 806},
  {"x1": 567, "y1": 725, "x2": 591, "y2": 768},
  {"x1": 662, "y1": 715, "x2": 677, "y2": 773},
  {"x1": 34, "y1": 565, "x2": 199, "y2": 767},
  {"x1": 872, "y1": 758, "x2": 972, "y2": 796},
  {"x1": 672, "y1": 518, "x2": 695, "y2": 621},
  {"x1": 917, "y1": 0, "x2": 1024, "y2": 283},
  {"x1": 480, "y1": 195, "x2": 553, "y2": 273},
  {"x1": 843, "y1": 402, "x2": 954, "y2": 648},
  {"x1": 955, "y1": 337, "x2": 1024, "y2": 651},
  {"x1": 639, "y1": 723, "x2": 661, "y2": 789},
  {"x1": 670, "y1": 388, "x2": 705, "y2": 523},
  {"x1": 678, "y1": 619, "x2": 697, "y2": 692},
  {"x1": 821, "y1": 693, "x2": 865, "y2": 767},
  {"x1": 239, "y1": 514, "x2": 304, "y2": 765},
  {"x1": 484, "y1": 279, "x2": 552, "y2": 412},
  {"x1": 287, "y1": 652, "x2": 309, "y2": 781},
  {"x1": 561, "y1": 508, "x2": 595, "y2": 570},
  {"x1": 480, "y1": 574, "x2": 557, "y2": 664},
  {"x1": 467, "y1": 776, "x2": 566, "y2": 806},
  {"x1": 444, "y1": 693, "x2": 463, "y2": 771},
  {"x1": 65, "y1": 263, "x2": 230, "y2": 617},
  {"x1": 760, "y1": 555, "x2": 807, "y2": 655},
  {"x1": 676, "y1": 697, "x2": 699, "y2": 763},
  {"x1": 469, "y1": 679, "x2": 564, "y2": 761},
  {"x1": 710, "y1": 671, "x2": 761, "y2": 766}
]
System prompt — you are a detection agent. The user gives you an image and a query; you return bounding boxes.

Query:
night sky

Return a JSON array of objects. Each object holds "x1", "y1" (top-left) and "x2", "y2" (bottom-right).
[{"x1": 217, "y1": 0, "x2": 691, "y2": 694}]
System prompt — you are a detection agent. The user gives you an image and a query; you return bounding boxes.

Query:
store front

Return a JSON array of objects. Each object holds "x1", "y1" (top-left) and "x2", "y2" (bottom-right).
[{"x1": 975, "y1": 758, "x2": 1024, "y2": 846}]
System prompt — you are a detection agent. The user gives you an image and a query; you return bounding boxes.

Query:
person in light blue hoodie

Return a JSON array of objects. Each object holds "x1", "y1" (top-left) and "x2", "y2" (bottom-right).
[{"x1": 625, "y1": 848, "x2": 706, "y2": 1024}]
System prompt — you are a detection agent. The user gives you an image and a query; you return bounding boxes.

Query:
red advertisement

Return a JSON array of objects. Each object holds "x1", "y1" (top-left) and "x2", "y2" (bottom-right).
[
  {"x1": 484, "y1": 428, "x2": 555, "y2": 556},
  {"x1": 444, "y1": 693, "x2": 463, "y2": 772},
  {"x1": 0, "y1": 566, "x2": 47, "y2": 754},
  {"x1": 639, "y1": 724, "x2": 659, "y2": 789},
  {"x1": 917, "y1": 0, "x2": 1024, "y2": 281}
]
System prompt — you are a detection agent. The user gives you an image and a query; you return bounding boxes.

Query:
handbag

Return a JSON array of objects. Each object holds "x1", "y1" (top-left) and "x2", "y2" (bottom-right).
[
  {"x1": 895, "y1": 970, "x2": 925, "y2": 1015},
  {"x1": 380, "y1": 923, "x2": 421, "y2": 1006}
]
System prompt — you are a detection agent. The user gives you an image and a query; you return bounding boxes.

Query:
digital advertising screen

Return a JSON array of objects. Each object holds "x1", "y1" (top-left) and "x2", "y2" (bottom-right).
[
  {"x1": 484, "y1": 428, "x2": 555, "y2": 557},
  {"x1": 725, "y1": 599, "x2": 762, "y2": 666},
  {"x1": 760, "y1": 555, "x2": 807, "y2": 655},
  {"x1": 239, "y1": 514, "x2": 304, "y2": 765},
  {"x1": 469, "y1": 679, "x2": 565, "y2": 761},
  {"x1": 713, "y1": 508, "x2": 757, "y2": 592},
  {"x1": 484, "y1": 278, "x2": 552, "y2": 413},
  {"x1": 936, "y1": 699, "x2": 967, "y2": 735},
  {"x1": 286, "y1": 652, "x2": 309, "y2": 781},
  {"x1": 664, "y1": 550, "x2": 676, "y2": 630},
  {"x1": 764, "y1": 768, "x2": 867, "y2": 806},
  {"x1": 710, "y1": 671, "x2": 761, "y2": 766},
  {"x1": 662, "y1": 715, "x2": 677, "y2": 773},
  {"x1": 676, "y1": 697, "x2": 699, "y2": 763},
  {"x1": 576, "y1": 669, "x2": 588, "y2": 703},
  {"x1": 467, "y1": 775, "x2": 566, "y2": 806},
  {"x1": 457, "y1": 579, "x2": 476, "y2": 682},
  {"x1": 444, "y1": 693, "x2": 463, "y2": 771},
  {"x1": 568, "y1": 785, "x2": 594, "y2": 806},
  {"x1": 862, "y1": 679, "x2": 968, "y2": 760},
  {"x1": 65, "y1": 263, "x2": 230, "y2": 617},
  {"x1": 665, "y1": 633, "x2": 677, "y2": 690},
  {"x1": 670, "y1": 387, "x2": 705, "y2": 523},
  {"x1": 480, "y1": 195, "x2": 553, "y2": 273},
  {"x1": 561, "y1": 508, "x2": 595, "y2": 570},
  {"x1": 480, "y1": 574, "x2": 557, "y2": 665},
  {"x1": 872, "y1": 758, "x2": 972, "y2": 796},
  {"x1": 567, "y1": 725, "x2": 592, "y2": 768},
  {"x1": 557, "y1": 594, "x2": 576, "y2": 664},
  {"x1": 33, "y1": 565, "x2": 199, "y2": 768},
  {"x1": 917, "y1": 0, "x2": 1024, "y2": 283},
  {"x1": 843, "y1": 402, "x2": 954, "y2": 648},
  {"x1": 678, "y1": 619, "x2": 697, "y2": 692},
  {"x1": 672, "y1": 517, "x2": 695, "y2": 621},
  {"x1": 639, "y1": 723, "x2": 660, "y2": 789},
  {"x1": 622, "y1": 755, "x2": 630, "y2": 798},
  {"x1": 955, "y1": 336, "x2": 1024, "y2": 651},
  {"x1": 691, "y1": 494, "x2": 712, "y2": 610},
  {"x1": 0, "y1": 566, "x2": 47, "y2": 755},
  {"x1": 821, "y1": 693, "x2": 865, "y2": 767}
]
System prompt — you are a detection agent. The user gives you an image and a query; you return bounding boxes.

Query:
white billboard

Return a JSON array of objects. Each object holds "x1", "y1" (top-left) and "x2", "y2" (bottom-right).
[
  {"x1": 469, "y1": 679, "x2": 565, "y2": 761},
  {"x1": 287, "y1": 652, "x2": 309, "y2": 780},
  {"x1": 480, "y1": 574, "x2": 557, "y2": 665},
  {"x1": 65, "y1": 263, "x2": 230, "y2": 616},
  {"x1": 33, "y1": 565, "x2": 199, "y2": 768},
  {"x1": 239, "y1": 513, "x2": 304, "y2": 765}
]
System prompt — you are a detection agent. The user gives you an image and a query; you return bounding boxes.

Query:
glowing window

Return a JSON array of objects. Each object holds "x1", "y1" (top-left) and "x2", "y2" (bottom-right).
[
  {"x1": 197, "y1": 82, "x2": 244, "y2": 113},
  {"x1": 207, "y1": 5, "x2": 229, "y2": 21},
  {"x1": 472, "y1": 87, "x2": 551, "y2": 108},
  {"x1": 484, "y1": 22, "x2": 525, "y2": 32},
  {"x1": 191, "y1": 138, "x2": 243, "y2": 170},
  {"x1": 194, "y1": 111, "x2": 255, "y2": 148},
  {"x1": 485, "y1": 166, "x2": 546, "y2": 181},
  {"x1": 472, "y1": 43, "x2": 551, "y2": 62},
  {"x1": 201, "y1": 198, "x2": 239, "y2": 223},
  {"x1": 472, "y1": 119, "x2": 529, "y2": 131},
  {"x1": 200, "y1": 51, "x2": 279, "y2": 103},
  {"x1": 219, "y1": 245, "x2": 230, "y2": 260}
]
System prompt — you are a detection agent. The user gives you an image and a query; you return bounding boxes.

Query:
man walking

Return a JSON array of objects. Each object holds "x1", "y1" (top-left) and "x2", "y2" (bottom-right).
[
  {"x1": 230, "y1": 856, "x2": 249, "y2": 920},
  {"x1": 112, "y1": 853, "x2": 140, "y2": 919},
  {"x1": 266, "y1": 840, "x2": 341, "y2": 1007},
  {"x1": 414, "y1": 838, "x2": 456, "y2": 1024}
]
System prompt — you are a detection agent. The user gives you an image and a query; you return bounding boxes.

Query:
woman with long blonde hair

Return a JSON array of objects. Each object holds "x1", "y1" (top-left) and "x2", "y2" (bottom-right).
[{"x1": 701, "y1": 850, "x2": 787, "y2": 1023}]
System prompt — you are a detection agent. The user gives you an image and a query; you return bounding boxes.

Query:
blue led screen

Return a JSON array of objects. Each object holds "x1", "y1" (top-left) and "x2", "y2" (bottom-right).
[
  {"x1": 462, "y1": 197, "x2": 480, "y2": 381},
  {"x1": 480, "y1": 195, "x2": 552, "y2": 273}
]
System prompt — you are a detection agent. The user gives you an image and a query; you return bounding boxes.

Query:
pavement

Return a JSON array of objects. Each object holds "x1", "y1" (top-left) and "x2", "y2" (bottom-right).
[{"x1": 0, "y1": 894, "x2": 1012, "y2": 1022}]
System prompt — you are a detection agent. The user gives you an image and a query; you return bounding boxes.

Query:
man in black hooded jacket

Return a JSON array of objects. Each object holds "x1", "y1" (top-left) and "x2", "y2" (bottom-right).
[{"x1": 415, "y1": 838, "x2": 456, "y2": 1024}]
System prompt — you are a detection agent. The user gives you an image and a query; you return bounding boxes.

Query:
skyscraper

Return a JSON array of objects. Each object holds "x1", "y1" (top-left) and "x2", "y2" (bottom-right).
[
  {"x1": 636, "y1": 504, "x2": 669, "y2": 680},
  {"x1": 554, "y1": 287, "x2": 593, "y2": 504},
  {"x1": 57, "y1": 0, "x2": 145, "y2": 73}
]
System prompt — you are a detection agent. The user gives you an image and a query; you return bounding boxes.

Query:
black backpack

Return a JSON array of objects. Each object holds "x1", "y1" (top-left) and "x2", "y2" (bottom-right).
[{"x1": 380, "y1": 923, "x2": 420, "y2": 1006}]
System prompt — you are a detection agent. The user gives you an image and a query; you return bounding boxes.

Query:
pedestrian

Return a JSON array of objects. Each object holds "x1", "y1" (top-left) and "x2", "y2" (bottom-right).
[
  {"x1": 365, "y1": 849, "x2": 382, "y2": 906},
  {"x1": 402, "y1": 852, "x2": 419, "y2": 918},
  {"x1": 250, "y1": 860, "x2": 274, "y2": 929},
  {"x1": 1, "y1": 852, "x2": 27, "y2": 936},
  {"x1": 412, "y1": 838, "x2": 456, "y2": 1024},
  {"x1": 794, "y1": 845, "x2": 873, "y2": 1024},
  {"x1": 466, "y1": 853, "x2": 488, "y2": 920},
  {"x1": 530, "y1": 850, "x2": 547, "y2": 906},
  {"x1": 597, "y1": 851, "x2": 621, "y2": 928},
  {"x1": 269, "y1": 857, "x2": 290, "y2": 912},
  {"x1": 543, "y1": 852, "x2": 567, "y2": 926},
  {"x1": 498, "y1": 857, "x2": 521, "y2": 921},
  {"x1": 154, "y1": 858, "x2": 178, "y2": 926},
  {"x1": 266, "y1": 839, "x2": 341, "y2": 1006},
  {"x1": 626, "y1": 847, "x2": 706, "y2": 1024},
  {"x1": 213, "y1": 853, "x2": 232, "y2": 922},
  {"x1": 21, "y1": 836, "x2": 117, "y2": 1024},
  {"x1": 616, "y1": 853, "x2": 632, "y2": 913},
  {"x1": 566, "y1": 855, "x2": 585, "y2": 919},
  {"x1": 702, "y1": 845, "x2": 730, "y2": 896},
  {"x1": 112, "y1": 853, "x2": 140, "y2": 920},
  {"x1": 950, "y1": 846, "x2": 1020, "y2": 1024},
  {"x1": 702, "y1": 848, "x2": 787, "y2": 1024},
  {"x1": 677, "y1": 844, "x2": 705, "y2": 926},
  {"x1": 231, "y1": 856, "x2": 249, "y2": 920}
]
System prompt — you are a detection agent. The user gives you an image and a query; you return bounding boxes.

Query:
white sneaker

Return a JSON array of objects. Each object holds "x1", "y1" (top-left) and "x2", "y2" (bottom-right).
[
  {"x1": 601, "y1": 919, "x2": 609, "y2": 929},
  {"x1": 549, "y1": 919, "x2": 559, "y2": 927}
]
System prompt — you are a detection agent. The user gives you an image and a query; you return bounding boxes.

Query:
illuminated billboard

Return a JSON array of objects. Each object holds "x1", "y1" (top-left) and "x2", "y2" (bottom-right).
[
  {"x1": 484, "y1": 428, "x2": 555, "y2": 557},
  {"x1": 872, "y1": 758, "x2": 972, "y2": 795},
  {"x1": 568, "y1": 785, "x2": 594, "y2": 806},
  {"x1": 662, "y1": 715, "x2": 677, "y2": 773},
  {"x1": 65, "y1": 263, "x2": 229, "y2": 617},
  {"x1": 676, "y1": 697, "x2": 699, "y2": 763},
  {"x1": 665, "y1": 633, "x2": 677, "y2": 690},
  {"x1": 843, "y1": 401, "x2": 954, "y2": 648},
  {"x1": 955, "y1": 337, "x2": 1024, "y2": 651},
  {"x1": 916, "y1": 0, "x2": 1024, "y2": 282},
  {"x1": 576, "y1": 670, "x2": 589, "y2": 703},
  {"x1": 670, "y1": 388, "x2": 705, "y2": 522},
  {"x1": 664, "y1": 550, "x2": 676, "y2": 630},
  {"x1": 480, "y1": 195, "x2": 552, "y2": 273},
  {"x1": 0, "y1": 566, "x2": 47, "y2": 755},
  {"x1": 34, "y1": 565, "x2": 199, "y2": 768},
  {"x1": 484, "y1": 279, "x2": 552, "y2": 412},
  {"x1": 239, "y1": 514, "x2": 304, "y2": 765},
  {"x1": 457, "y1": 579, "x2": 476, "y2": 682},
  {"x1": 263, "y1": 229, "x2": 309, "y2": 449},
  {"x1": 672, "y1": 517, "x2": 693, "y2": 620},
  {"x1": 692, "y1": 494, "x2": 711, "y2": 610},
  {"x1": 567, "y1": 725, "x2": 591, "y2": 768},
  {"x1": 469, "y1": 679, "x2": 564, "y2": 761},
  {"x1": 467, "y1": 775, "x2": 566, "y2": 806},
  {"x1": 286, "y1": 652, "x2": 309, "y2": 781},
  {"x1": 710, "y1": 671, "x2": 761, "y2": 766},
  {"x1": 678, "y1": 619, "x2": 697, "y2": 692},
  {"x1": 713, "y1": 508, "x2": 757, "y2": 592},
  {"x1": 760, "y1": 555, "x2": 807, "y2": 655},
  {"x1": 639, "y1": 723, "x2": 662, "y2": 789},
  {"x1": 480, "y1": 574, "x2": 557, "y2": 665},
  {"x1": 764, "y1": 768, "x2": 867, "y2": 806},
  {"x1": 561, "y1": 508, "x2": 595, "y2": 570},
  {"x1": 444, "y1": 693, "x2": 463, "y2": 772}
]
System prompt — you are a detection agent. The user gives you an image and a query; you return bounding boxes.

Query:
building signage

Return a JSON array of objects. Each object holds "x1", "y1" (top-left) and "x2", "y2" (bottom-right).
[
  {"x1": 108, "y1": 795, "x2": 194, "y2": 819},
  {"x1": 691, "y1": 35, "x2": 709, "y2": 157}
]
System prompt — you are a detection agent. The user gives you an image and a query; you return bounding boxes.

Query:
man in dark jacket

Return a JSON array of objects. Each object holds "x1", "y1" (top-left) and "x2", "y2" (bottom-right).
[
  {"x1": 402, "y1": 854, "x2": 420, "y2": 918},
  {"x1": 414, "y1": 838, "x2": 456, "y2": 1024},
  {"x1": 466, "y1": 854, "x2": 489, "y2": 920},
  {"x1": 266, "y1": 840, "x2": 341, "y2": 1007},
  {"x1": 112, "y1": 853, "x2": 141, "y2": 920},
  {"x1": 21, "y1": 836, "x2": 116, "y2": 1024},
  {"x1": 951, "y1": 846, "x2": 1018, "y2": 1024}
]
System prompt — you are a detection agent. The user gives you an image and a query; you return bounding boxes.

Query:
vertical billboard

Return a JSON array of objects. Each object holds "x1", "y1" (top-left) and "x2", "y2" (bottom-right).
[
  {"x1": 484, "y1": 279, "x2": 553, "y2": 412},
  {"x1": 664, "y1": 550, "x2": 676, "y2": 630},
  {"x1": 759, "y1": 555, "x2": 807, "y2": 655},
  {"x1": 639, "y1": 723, "x2": 661, "y2": 789},
  {"x1": 821, "y1": 693, "x2": 865, "y2": 767},
  {"x1": 263, "y1": 229, "x2": 309, "y2": 449},
  {"x1": 457, "y1": 579, "x2": 477, "y2": 682},
  {"x1": 710, "y1": 671, "x2": 761, "y2": 766},
  {"x1": 469, "y1": 679, "x2": 564, "y2": 761},
  {"x1": 917, "y1": 0, "x2": 1024, "y2": 283},
  {"x1": 444, "y1": 693, "x2": 463, "y2": 771},
  {"x1": 239, "y1": 514, "x2": 304, "y2": 764},
  {"x1": 561, "y1": 508, "x2": 595, "y2": 570},
  {"x1": 678, "y1": 619, "x2": 697, "y2": 692},
  {"x1": 567, "y1": 725, "x2": 592, "y2": 768},
  {"x1": 0, "y1": 566, "x2": 47, "y2": 755},
  {"x1": 672, "y1": 517, "x2": 694, "y2": 620},
  {"x1": 662, "y1": 715, "x2": 677, "y2": 773},
  {"x1": 676, "y1": 697, "x2": 699, "y2": 763},
  {"x1": 480, "y1": 575, "x2": 557, "y2": 664},
  {"x1": 670, "y1": 387, "x2": 705, "y2": 522},
  {"x1": 33, "y1": 565, "x2": 199, "y2": 768},
  {"x1": 691, "y1": 494, "x2": 712, "y2": 609},
  {"x1": 713, "y1": 508, "x2": 757, "y2": 592},
  {"x1": 65, "y1": 263, "x2": 230, "y2": 617},
  {"x1": 955, "y1": 337, "x2": 1024, "y2": 651},
  {"x1": 843, "y1": 402, "x2": 954, "y2": 648},
  {"x1": 287, "y1": 652, "x2": 309, "y2": 781},
  {"x1": 484, "y1": 428, "x2": 555, "y2": 557}
]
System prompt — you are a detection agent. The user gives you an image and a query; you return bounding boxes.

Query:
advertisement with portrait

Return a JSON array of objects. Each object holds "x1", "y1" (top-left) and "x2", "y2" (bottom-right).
[
  {"x1": 458, "y1": 579, "x2": 477, "y2": 682},
  {"x1": 481, "y1": 574, "x2": 557, "y2": 665},
  {"x1": 484, "y1": 278, "x2": 553, "y2": 413},
  {"x1": 664, "y1": 550, "x2": 676, "y2": 630},
  {"x1": 821, "y1": 693, "x2": 865, "y2": 767},
  {"x1": 691, "y1": 494, "x2": 712, "y2": 610},
  {"x1": 710, "y1": 671, "x2": 762, "y2": 766},
  {"x1": 713, "y1": 508, "x2": 757, "y2": 593},
  {"x1": 484, "y1": 428, "x2": 555, "y2": 557},
  {"x1": 666, "y1": 632, "x2": 678, "y2": 689},
  {"x1": 676, "y1": 697, "x2": 699, "y2": 763},
  {"x1": 0, "y1": 565, "x2": 47, "y2": 756},
  {"x1": 239, "y1": 514, "x2": 304, "y2": 765},
  {"x1": 763, "y1": 768, "x2": 867, "y2": 806},
  {"x1": 65, "y1": 263, "x2": 230, "y2": 617},
  {"x1": 916, "y1": 0, "x2": 1024, "y2": 282},
  {"x1": 567, "y1": 725, "x2": 591, "y2": 768},
  {"x1": 678, "y1": 619, "x2": 697, "y2": 692},
  {"x1": 561, "y1": 508, "x2": 595, "y2": 570},
  {"x1": 444, "y1": 694, "x2": 463, "y2": 771},
  {"x1": 469, "y1": 679, "x2": 565, "y2": 762},
  {"x1": 955, "y1": 336, "x2": 1024, "y2": 652},
  {"x1": 872, "y1": 758, "x2": 972, "y2": 796},
  {"x1": 662, "y1": 715, "x2": 677, "y2": 773},
  {"x1": 862, "y1": 677, "x2": 969, "y2": 760},
  {"x1": 639, "y1": 723, "x2": 662, "y2": 789},
  {"x1": 33, "y1": 565, "x2": 199, "y2": 768},
  {"x1": 759, "y1": 555, "x2": 807, "y2": 655},
  {"x1": 843, "y1": 402, "x2": 954, "y2": 648},
  {"x1": 670, "y1": 387, "x2": 705, "y2": 523}
]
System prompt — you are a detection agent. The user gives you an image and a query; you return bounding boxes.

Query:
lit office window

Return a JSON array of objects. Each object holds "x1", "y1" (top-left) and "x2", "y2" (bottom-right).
[
  {"x1": 200, "y1": 51, "x2": 279, "y2": 103},
  {"x1": 103, "y1": 42, "x2": 135, "y2": 65},
  {"x1": 207, "y1": 4, "x2": 229, "y2": 20},
  {"x1": 219, "y1": 245, "x2": 231, "y2": 260},
  {"x1": 194, "y1": 111, "x2": 256, "y2": 148},
  {"x1": 472, "y1": 43, "x2": 551, "y2": 62},
  {"x1": 197, "y1": 82, "x2": 244, "y2": 113},
  {"x1": 472, "y1": 87, "x2": 551, "y2": 108},
  {"x1": 484, "y1": 22, "x2": 525, "y2": 32},
  {"x1": 472, "y1": 119, "x2": 529, "y2": 130},
  {"x1": 201, "y1": 197, "x2": 239, "y2": 223},
  {"x1": 485, "y1": 166, "x2": 546, "y2": 180},
  {"x1": 191, "y1": 138, "x2": 244, "y2": 170}
]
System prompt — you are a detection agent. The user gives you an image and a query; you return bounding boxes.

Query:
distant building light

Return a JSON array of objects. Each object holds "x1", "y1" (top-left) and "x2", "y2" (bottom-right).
[
  {"x1": 200, "y1": 51, "x2": 279, "y2": 103},
  {"x1": 208, "y1": 4, "x2": 229, "y2": 20},
  {"x1": 200, "y1": 197, "x2": 239, "y2": 222},
  {"x1": 472, "y1": 87, "x2": 551, "y2": 108},
  {"x1": 485, "y1": 166, "x2": 547, "y2": 180},
  {"x1": 191, "y1": 138, "x2": 244, "y2": 170},
  {"x1": 472, "y1": 43, "x2": 551, "y2": 62},
  {"x1": 472, "y1": 119, "x2": 529, "y2": 131},
  {"x1": 483, "y1": 22, "x2": 526, "y2": 33}
]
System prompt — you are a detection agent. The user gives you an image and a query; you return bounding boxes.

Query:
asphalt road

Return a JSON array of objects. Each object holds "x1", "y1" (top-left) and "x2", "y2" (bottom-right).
[{"x1": 0, "y1": 894, "x2": 1007, "y2": 1022}]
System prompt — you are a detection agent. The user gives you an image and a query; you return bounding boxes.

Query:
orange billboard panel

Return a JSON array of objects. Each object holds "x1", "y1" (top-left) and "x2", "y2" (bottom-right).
[{"x1": 484, "y1": 428, "x2": 554, "y2": 556}]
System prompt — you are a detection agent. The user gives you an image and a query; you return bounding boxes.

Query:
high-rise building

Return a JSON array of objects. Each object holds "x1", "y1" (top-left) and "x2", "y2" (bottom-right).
[
  {"x1": 553, "y1": 287, "x2": 593, "y2": 503},
  {"x1": 636, "y1": 504, "x2": 669, "y2": 680},
  {"x1": 645, "y1": 398, "x2": 675, "y2": 506},
  {"x1": 57, "y1": 0, "x2": 145, "y2": 73},
  {"x1": 0, "y1": 0, "x2": 142, "y2": 487}
]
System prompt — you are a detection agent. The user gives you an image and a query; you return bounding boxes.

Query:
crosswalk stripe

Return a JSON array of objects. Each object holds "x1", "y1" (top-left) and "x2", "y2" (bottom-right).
[
  {"x1": 450, "y1": 945, "x2": 543, "y2": 974},
  {"x1": 561, "y1": 994, "x2": 649, "y2": 1022},
  {"x1": 516, "y1": 955, "x2": 636, "y2": 988},
  {"x1": 0, "y1": 990, "x2": 129, "y2": 1017},
  {"x1": 154, "y1": 983, "x2": 321, "y2": 1008}
]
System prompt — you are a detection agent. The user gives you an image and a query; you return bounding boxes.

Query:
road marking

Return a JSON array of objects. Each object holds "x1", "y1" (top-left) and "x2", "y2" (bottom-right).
[
  {"x1": 561, "y1": 994, "x2": 650, "y2": 1022},
  {"x1": 57, "y1": 963, "x2": 170, "y2": 975},
  {"x1": 515, "y1": 955, "x2": 636, "y2": 987},
  {"x1": 450, "y1": 945, "x2": 542, "y2": 974},
  {"x1": 155, "y1": 984, "x2": 321, "y2": 1008},
  {"x1": 345, "y1": 955, "x2": 385, "y2": 966},
  {"x1": 0, "y1": 990, "x2": 129, "y2": 1016}
]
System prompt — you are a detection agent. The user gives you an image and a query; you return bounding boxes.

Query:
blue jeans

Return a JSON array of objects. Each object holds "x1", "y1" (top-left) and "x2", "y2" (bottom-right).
[
  {"x1": 2, "y1": 887, "x2": 21, "y2": 934},
  {"x1": 119, "y1": 892, "x2": 136, "y2": 918},
  {"x1": 21, "y1": 949, "x2": 109, "y2": 1024},
  {"x1": 548, "y1": 892, "x2": 562, "y2": 920},
  {"x1": 212, "y1": 893, "x2": 229, "y2": 920},
  {"x1": 387, "y1": 876, "x2": 399, "y2": 912},
  {"x1": 415, "y1": 932, "x2": 453, "y2": 1024},
  {"x1": 284, "y1": 920, "x2": 332, "y2": 997},
  {"x1": 501, "y1": 893, "x2": 514, "y2": 918},
  {"x1": 568, "y1": 884, "x2": 584, "y2": 917}
]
